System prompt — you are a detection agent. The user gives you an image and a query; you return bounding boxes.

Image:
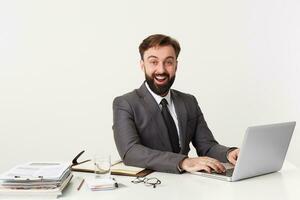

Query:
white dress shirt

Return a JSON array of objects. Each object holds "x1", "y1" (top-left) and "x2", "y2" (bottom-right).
[{"x1": 145, "y1": 83, "x2": 181, "y2": 146}]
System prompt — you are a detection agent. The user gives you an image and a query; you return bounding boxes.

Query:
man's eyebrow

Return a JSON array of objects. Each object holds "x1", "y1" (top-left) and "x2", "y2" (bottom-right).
[
  {"x1": 146, "y1": 55, "x2": 158, "y2": 60},
  {"x1": 146, "y1": 56, "x2": 175, "y2": 60},
  {"x1": 165, "y1": 56, "x2": 175, "y2": 60}
]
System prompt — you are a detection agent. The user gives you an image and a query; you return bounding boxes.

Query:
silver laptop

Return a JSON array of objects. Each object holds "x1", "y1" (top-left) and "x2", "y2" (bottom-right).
[{"x1": 192, "y1": 121, "x2": 296, "y2": 181}]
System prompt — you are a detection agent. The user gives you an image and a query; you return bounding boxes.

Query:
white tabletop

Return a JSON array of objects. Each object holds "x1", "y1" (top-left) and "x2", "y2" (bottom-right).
[
  {"x1": 2, "y1": 162, "x2": 300, "y2": 200},
  {"x1": 60, "y1": 162, "x2": 299, "y2": 200}
]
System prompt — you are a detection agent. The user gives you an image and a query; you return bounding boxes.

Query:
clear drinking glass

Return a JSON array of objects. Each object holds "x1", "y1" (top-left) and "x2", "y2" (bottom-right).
[{"x1": 94, "y1": 154, "x2": 111, "y2": 179}]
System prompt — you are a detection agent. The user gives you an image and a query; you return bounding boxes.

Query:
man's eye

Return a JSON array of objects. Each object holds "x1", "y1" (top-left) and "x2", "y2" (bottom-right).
[
  {"x1": 150, "y1": 61, "x2": 158, "y2": 65},
  {"x1": 165, "y1": 61, "x2": 174, "y2": 65}
]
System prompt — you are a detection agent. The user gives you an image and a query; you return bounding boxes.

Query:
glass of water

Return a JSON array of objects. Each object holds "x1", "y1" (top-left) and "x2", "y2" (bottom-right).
[{"x1": 94, "y1": 154, "x2": 111, "y2": 179}]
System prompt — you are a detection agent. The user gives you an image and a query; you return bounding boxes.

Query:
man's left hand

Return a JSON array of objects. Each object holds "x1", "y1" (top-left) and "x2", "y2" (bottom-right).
[{"x1": 227, "y1": 148, "x2": 240, "y2": 165}]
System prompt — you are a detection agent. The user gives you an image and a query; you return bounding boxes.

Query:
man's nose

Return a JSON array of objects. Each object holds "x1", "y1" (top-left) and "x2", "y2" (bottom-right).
[{"x1": 156, "y1": 61, "x2": 166, "y2": 73}]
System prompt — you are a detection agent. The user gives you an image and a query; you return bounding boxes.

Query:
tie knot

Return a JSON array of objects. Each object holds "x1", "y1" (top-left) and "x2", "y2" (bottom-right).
[{"x1": 160, "y1": 98, "x2": 168, "y2": 107}]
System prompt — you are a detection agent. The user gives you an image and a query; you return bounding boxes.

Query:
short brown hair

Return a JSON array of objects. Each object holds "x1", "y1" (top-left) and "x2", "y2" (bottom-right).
[{"x1": 139, "y1": 34, "x2": 181, "y2": 60}]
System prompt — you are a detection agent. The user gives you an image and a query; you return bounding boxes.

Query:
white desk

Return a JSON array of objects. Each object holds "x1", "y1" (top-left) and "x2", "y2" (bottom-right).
[{"x1": 2, "y1": 162, "x2": 300, "y2": 200}]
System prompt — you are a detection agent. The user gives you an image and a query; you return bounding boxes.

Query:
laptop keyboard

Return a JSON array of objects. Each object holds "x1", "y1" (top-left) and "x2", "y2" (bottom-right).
[
  {"x1": 211, "y1": 168, "x2": 234, "y2": 177},
  {"x1": 197, "y1": 163, "x2": 235, "y2": 177}
]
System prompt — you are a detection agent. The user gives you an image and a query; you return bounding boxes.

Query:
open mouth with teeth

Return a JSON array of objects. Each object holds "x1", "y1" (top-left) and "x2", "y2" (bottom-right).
[{"x1": 154, "y1": 74, "x2": 169, "y2": 85}]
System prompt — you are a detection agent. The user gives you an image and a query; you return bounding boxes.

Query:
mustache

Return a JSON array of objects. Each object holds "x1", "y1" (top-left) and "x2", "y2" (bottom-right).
[{"x1": 153, "y1": 73, "x2": 169, "y2": 77}]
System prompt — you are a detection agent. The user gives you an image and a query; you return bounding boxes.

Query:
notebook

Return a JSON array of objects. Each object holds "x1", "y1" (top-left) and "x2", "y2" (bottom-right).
[{"x1": 72, "y1": 160, "x2": 152, "y2": 177}]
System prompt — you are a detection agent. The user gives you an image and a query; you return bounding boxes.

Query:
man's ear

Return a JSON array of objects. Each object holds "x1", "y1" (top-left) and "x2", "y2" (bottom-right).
[
  {"x1": 140, "y1": 60, "x2": 145, "y2": 71},
  {"x1": 175, "y1": 60, "x2": 178, "y2": 72}
]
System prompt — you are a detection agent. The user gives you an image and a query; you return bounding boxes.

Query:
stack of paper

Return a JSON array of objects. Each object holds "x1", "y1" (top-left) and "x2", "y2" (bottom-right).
[
  {"x1": 85, "y1": 177, "x2": 118, "y2": 191},
  {"x1": 0, "y1": 162, "x2": 73, "y2": 198}
]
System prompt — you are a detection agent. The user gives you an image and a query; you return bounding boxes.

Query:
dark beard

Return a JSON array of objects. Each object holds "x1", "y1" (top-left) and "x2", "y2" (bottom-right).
[{"x1": 145, "y1": 73, "x2": 175, "y2": 96}]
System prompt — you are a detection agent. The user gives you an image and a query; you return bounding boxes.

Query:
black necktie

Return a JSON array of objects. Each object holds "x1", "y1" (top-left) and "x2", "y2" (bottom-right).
[{"x1": 160, "y1": 98, "x2": 180, "y2": 153}]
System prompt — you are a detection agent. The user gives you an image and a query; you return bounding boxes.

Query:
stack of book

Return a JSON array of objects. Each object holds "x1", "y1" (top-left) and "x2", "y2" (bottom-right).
[{"x1": 0, "y1": 162, "x2": 73, "y2": 198}]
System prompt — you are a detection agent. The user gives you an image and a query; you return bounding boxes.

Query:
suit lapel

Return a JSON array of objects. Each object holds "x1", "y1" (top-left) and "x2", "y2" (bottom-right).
[
  {"x1": 172, "y1": 90, "x2": 188, "y2": 153},
  {"x1": 137, "y1": 83, "x2": 172, "y2": 150}
]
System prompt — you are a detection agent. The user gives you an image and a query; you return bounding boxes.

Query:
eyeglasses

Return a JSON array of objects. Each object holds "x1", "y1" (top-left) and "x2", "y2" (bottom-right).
[{"x1": 131, "y1": 177, "x2": 161, "y2": 188}]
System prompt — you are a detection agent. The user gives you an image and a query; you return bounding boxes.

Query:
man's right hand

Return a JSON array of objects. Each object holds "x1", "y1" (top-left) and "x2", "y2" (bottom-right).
[{"x1": 179, "y1": 157, "x2": 226, "y2": 173}]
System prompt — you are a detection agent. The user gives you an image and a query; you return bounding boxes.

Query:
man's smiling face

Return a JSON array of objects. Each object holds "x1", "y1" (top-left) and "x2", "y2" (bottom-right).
[{"x1": 140, "y1": 45, "x2": 177, "y2": 96}]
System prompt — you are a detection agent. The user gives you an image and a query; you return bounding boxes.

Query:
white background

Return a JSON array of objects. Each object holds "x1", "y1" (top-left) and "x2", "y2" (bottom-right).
[{"x1": 0, "y1": 0, "x2": 299, "y2": 172}]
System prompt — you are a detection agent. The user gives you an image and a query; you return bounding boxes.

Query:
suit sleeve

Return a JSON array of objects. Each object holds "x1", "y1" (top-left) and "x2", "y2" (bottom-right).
[
  {"x1": 191, "y1": 96, "x2": 230, "y2": 162},
  {"x1": 112, "y1": 96, "x2": 186, "y2": 174}
]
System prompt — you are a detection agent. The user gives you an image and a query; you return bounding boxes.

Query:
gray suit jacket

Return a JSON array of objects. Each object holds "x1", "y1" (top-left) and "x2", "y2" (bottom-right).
[{"x1": 113, "y1": 83, "x2": 230, "y2": 174}]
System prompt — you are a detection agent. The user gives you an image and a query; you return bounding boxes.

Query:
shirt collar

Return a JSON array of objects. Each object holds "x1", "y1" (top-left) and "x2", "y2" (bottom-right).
[{"x1": 145, "y1": 82, "x2": 172, "y2": 106}]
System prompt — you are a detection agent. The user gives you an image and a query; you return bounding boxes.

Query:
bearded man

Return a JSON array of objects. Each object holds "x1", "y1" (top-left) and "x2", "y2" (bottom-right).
[{"x1": 112, "y1": 34, "x2": 239, "y2": 174}]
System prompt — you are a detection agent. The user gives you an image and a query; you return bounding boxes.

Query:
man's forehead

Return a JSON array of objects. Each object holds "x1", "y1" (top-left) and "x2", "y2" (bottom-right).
[{"x1": 144, "y1": 45, "x2": 176, "y2": 60}]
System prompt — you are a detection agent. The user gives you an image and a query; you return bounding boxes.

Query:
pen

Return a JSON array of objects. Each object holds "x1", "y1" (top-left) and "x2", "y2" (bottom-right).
[
  {"x1": 111, "y1": 160, "x2": 122, "y2": 167},
  {"x1": 77, "y1": 178, "x2": 85, "y2": 191}
]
